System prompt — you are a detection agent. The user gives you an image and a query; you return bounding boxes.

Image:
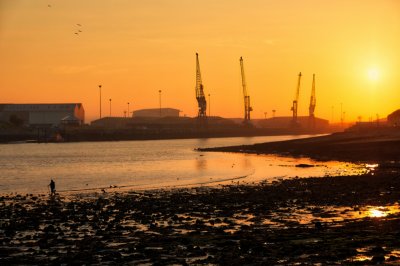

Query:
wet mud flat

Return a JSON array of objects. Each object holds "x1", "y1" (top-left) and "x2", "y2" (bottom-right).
[
  {"x1": 199, "y1": 129, "x2": 400, "y2": 163},
  {"x1": 1, "y1": 167, "x2": 400, "y2": 265}
]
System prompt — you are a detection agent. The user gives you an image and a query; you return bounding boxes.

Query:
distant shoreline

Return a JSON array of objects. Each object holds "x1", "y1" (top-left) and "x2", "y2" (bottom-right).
[{"x1": 198, "y1": 127, "x2": 400, "y2": 163}]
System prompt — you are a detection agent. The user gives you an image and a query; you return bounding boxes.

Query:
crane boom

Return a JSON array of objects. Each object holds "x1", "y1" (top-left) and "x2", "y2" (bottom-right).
[
  {"x1": 291, "y1": 72, "x2": 302, "y2": 126},
  {"x1": 195, "y1": 53, "x2": 207, "y2": 118},
  {"x1": 240, "y1": 57, "x2": 252, "y2": 123}
]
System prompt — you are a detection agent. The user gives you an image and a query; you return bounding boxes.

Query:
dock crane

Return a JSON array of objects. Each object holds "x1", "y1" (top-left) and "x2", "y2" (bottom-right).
[
  {"x1": 309, "y1": 74, "x2": 316, "y2": 128},
  {"x1": 195, "y1": 53, "x2": 207, "y2": 118},
  {"x1": 240, "y1": 57, "x2": 252, "y2": 124},
  {"x1": 291, "y1": 72, "x2": 302, "y2": 127}
]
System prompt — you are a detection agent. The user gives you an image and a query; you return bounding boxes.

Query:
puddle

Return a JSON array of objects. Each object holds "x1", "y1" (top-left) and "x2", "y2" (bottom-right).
[
  {"x1": 347, "y1": 247, "x2": 400, "y2": 263},
  {"x1": 259, "y1": 204, "x2": 400, "y2": 229}
]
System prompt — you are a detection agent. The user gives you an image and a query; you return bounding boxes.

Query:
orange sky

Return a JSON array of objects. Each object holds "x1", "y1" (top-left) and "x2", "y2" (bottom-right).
[{"x1": 1, "y1": 0, "x2": 399, "y2": 122}]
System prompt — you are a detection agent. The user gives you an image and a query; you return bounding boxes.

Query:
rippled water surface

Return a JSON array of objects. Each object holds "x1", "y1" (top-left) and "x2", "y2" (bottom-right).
[{"x1": 0, "y1": 135, "x2": 366, "y2": 194}]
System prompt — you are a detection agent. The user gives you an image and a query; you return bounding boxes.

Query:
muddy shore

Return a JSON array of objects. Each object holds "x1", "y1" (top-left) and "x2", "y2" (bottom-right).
[
  {"x1": 1, "y1": 129, "x2": 400, "y2": 265},
  {"x1": 198, "y1": 128, "x2": 400, "y2": 163}
]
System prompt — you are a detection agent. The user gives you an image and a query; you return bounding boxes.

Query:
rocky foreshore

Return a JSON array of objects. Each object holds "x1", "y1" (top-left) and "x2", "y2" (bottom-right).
[{"x1": 1, "y1": 165, "x2": 400, "y2": 265}]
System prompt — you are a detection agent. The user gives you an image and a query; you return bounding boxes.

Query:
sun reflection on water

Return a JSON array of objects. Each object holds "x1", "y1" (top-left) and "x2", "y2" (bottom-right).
[
  {"x1": 365, "y1": 164, "x2": 379, "y2": 169},
  {"x1": 360, "y1": 205, "x2": 400, "y2": 218},
  {"x1": 369, "y1": 208, "x2": 387, "y2": 218}
]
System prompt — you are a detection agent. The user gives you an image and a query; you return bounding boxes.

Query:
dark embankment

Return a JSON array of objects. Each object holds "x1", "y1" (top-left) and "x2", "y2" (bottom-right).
[{"x1": 199, "y1": 127, "x2": 400, "y2": 163}]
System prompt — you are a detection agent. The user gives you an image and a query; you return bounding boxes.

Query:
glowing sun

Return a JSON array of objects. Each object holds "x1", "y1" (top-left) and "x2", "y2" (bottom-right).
[{"x1": 367, "y1": 68, "x2": 380, "y2": 81}]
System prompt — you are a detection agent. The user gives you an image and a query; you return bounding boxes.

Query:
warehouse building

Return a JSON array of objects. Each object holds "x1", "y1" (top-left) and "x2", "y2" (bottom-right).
[
  {"x1": 0, "y1": 103, "x2": 85, "y2": 127},
  {"x1": 257, "y1": 116, "x2": 329, "y2": 129},
  {"x1": 132, "y1": 108, "x2": 180, "y2": 118}
]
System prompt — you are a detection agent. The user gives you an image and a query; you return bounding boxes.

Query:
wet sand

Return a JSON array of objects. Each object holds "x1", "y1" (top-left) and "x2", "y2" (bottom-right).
[{"x1": 1, "y1": 129, "x2": 400, "y2": 264}]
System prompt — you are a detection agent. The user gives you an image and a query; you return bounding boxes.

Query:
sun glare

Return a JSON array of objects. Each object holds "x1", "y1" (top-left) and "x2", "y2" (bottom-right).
[
  {"x1": 367, "y1": 68, "x2": 380, "y2": 81},
  {"x1": 369, "y1": 208, "x2": 386, "y2": 217}
]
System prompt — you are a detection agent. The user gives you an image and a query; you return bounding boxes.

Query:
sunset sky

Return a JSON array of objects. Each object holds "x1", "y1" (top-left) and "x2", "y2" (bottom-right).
[{"x1": 1, "y1": 0, "x2": 399, "y2": 122}]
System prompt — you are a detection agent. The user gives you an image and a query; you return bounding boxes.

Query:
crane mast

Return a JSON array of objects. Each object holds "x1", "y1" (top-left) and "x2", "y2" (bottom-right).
[
  {"x1": 291, "y1": 72, "x2": 302, "y2": 126},
  {"x1": 240, "y1": 57, "x2": 252, "y2": 124},
  {"x1": 309, "y1": 74, "x2": 316, "y2": 117},
  {"x1": 308, "y1": 74, "x2": 316, "y2": 128},
  {"x1": 195, "y1": 53, "x2": 207, "y2": 118}
]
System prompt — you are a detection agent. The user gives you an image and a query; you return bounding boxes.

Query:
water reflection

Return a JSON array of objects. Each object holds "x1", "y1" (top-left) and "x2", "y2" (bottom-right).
[
  {"x1": 365, "y1": 163, "x2": 379, "y2": 169},
  {"x1": 365, "y1": 163, "x2": 379, "y2": 176},
  {"x1": 348, "y1": 247, "x2": 400, "y2": 263},
  {"x1": 261, "y1": 204, "x2": 400, "y2": 228},
  {"x1": 369, "y1": 208, "x2": 387, "y2": 217},
  {"x1": 195, "y1": 155, "x2": 207, "y2": 171},
  {"x1": 241, "y1": 155, "x2": 252, "y2": 170},
  {"x1": 0, "y1": 136, "x2": 368, "y2": 194}
]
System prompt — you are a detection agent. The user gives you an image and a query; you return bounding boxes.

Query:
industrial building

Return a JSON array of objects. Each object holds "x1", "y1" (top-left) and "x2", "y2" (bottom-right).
[
  {"x1": 132, "y1": 108, "x2": 180, "y2": 118},
  {"x1": 258, "y1": 116, "x2": 329, "y2": 130},
  {"x1": 0, "y1": 103, "x2": 85, "y2": 127}
]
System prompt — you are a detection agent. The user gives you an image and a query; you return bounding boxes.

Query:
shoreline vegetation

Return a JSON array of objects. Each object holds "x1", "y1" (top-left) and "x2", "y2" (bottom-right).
[{"x1": 1, "y1": 128, "x2": 400, "y2": 264}]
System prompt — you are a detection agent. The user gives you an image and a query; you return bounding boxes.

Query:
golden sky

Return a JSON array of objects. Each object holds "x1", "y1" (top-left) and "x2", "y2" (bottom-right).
[{"x1": 0, "y1": 0, "x2": 399, "y2": 122}]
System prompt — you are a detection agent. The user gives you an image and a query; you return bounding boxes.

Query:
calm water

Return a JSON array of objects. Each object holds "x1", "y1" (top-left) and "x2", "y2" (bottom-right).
[{"x1": 0, "y1": 135, "x2": 365, "y2": 194}]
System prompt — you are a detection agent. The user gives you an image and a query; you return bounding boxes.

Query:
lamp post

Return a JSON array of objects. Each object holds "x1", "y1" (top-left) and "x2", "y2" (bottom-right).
[
  {"x1": 340, "y1": 103, "x2": 343, "y2": 127},
  {"x1": 127, "y1": 102, "x2": 130, "y2": 118},
  {"x1": 109, "y1": 98, "x2": 112, "y2": 117},
  {"x1": 208, "y1": 93, "x2": 211, "y2": 117},
  {"x1": 99, "y1": 85, "x2": 102, "y2": 119},
  {"x1": 264, "y1": 112, "x2": 267, "y2": 119},
  {"x1": 158, "y1": 90, "x2": 162, "y2": 117}
]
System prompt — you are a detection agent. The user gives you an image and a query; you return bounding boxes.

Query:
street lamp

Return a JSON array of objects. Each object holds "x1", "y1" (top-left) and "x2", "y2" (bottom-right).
[
  {"x1": 340, "y1": 103, "x2": 343, "y2": 127},
  {"x1": 99, "y1": 85, "x2": 102, "y2": 119},
  {"x1": 158, "y1": 90, "x2": 162, "y2": 117},
  {"x1": 109, "y1": 98, "x2": 112, "y2": 117},
  {"x1": 127, "y1": 102, "x2": 130, "y2": 118}
]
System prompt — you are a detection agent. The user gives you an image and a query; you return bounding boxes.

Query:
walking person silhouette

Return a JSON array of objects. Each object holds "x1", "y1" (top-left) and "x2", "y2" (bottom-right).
[{"x1": 49, "y1": 179, "x2": 56, "y2": 195}]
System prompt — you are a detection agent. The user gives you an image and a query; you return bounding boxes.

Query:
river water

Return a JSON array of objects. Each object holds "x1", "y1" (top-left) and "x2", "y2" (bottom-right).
[{"x1": 0, "y1": 135, "x2": 365, "y2": 195}]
